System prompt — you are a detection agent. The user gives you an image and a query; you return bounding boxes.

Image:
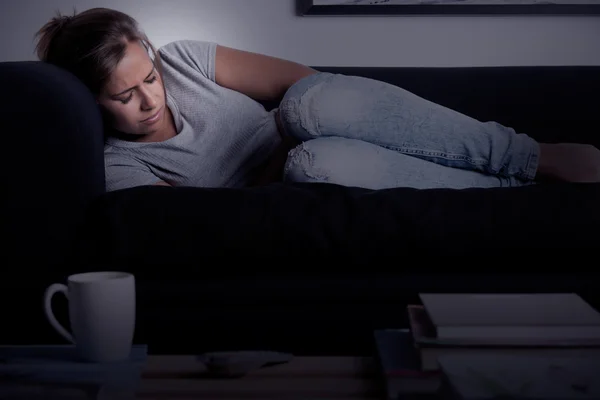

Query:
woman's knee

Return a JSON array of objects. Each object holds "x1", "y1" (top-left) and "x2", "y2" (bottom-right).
[
  {"x1": 279, "y1": 72, "x2": 386, "y2": 144},
  {"x1": 283, "y1": 139, "x2": 332, "y2": 184},
  {"x1": 283, "y1": 137, "x2": 385, "y2": 188},
  {"x1": 279, "y1": 72, "x2": 334, "y2": 142}
]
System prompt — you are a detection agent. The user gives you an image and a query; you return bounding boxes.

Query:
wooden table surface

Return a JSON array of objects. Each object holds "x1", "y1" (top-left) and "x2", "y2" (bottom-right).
[{"x1": 137, "y1": 355, "x2": 384, "y2": 399}]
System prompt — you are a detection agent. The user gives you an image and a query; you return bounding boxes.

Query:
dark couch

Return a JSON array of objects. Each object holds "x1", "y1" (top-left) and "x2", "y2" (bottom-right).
[{"x1": 1, "y1": 61, "x2": 598, "y2": 355}]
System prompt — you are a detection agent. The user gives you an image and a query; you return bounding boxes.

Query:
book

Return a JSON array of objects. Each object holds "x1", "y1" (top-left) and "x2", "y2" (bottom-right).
[
  {"x1": 437, "y1": 353, "x2": 600, "y2": 400},
  {"x1": 0, "y1": 344, "x2": 147, "y2": 400},
  {"x1": 407, "y1": 305, "x2": 600, "y2": 372},
  {"x1": 418, "y1": 293, "x2": 600, "y2": 341},
  {"x1": 373, "y1": 329, "x2": 441, "y2": 399}
]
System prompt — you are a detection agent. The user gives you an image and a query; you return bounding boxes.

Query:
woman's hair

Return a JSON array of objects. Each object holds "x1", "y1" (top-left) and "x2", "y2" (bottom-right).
[{"x1": 35, "y1": 7, "x2": 163, "y2": 96}]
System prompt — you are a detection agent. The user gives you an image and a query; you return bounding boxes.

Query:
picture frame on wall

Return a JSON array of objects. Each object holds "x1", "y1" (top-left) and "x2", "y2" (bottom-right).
[{"x1": 297, "y1": 0, "x2": 600, "y2": 15}]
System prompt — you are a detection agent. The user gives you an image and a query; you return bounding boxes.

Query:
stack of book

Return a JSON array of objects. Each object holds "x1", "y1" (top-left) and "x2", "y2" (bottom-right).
[
  {"x1": 373, "y1": 328, "x2": 441, "y2": 400},
  {"x1": 374, "y1": 293, "x2": 600, "y2": 400},
  {"x1": 436, "y1": 352, "x2": 600, "y2": 400},
  {"x1": 0, "y1": 344, "x2": 148, "y2": 400}
]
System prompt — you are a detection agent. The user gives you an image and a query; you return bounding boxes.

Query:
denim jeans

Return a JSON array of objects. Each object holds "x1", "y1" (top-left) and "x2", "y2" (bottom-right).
[{"x1": 278, "y1": 72, "x2": 540, "y2": 190}]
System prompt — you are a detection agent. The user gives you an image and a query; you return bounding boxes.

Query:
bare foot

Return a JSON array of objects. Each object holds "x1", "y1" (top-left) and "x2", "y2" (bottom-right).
[{"x1": 537, "y1": 143, "x2": 600, "y2": 183}]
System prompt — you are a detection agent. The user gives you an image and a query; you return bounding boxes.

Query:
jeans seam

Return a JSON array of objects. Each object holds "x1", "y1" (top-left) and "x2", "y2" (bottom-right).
[
  {"x1": 523, "y1": 141, "x2": 540, "y2": 181},
  {"x1": 378, "y1": 143, "x2": 489, "y2": 166}
]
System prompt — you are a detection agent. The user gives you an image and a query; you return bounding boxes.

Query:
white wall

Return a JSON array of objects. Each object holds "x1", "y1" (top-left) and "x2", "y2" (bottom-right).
[{"x1": 1, "y1": 0, "x2": 599, "y2": 66}]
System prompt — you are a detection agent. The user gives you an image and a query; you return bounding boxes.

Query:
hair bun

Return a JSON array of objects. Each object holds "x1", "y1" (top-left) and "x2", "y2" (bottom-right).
[
  {"x1": 57, "y1": 15, "x2": 72, "y2": 28},
  {"x1": 35, "y1": 12, "x2": 76, "y2": 61},
  {"x1": 51, "y1": 14, "x2": 73, "y2": 35}
]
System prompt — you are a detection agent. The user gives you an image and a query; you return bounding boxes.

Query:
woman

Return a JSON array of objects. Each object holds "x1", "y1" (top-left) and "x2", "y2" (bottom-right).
[{"x1": 35, "y1": 7, "x2": 600, "y2": 192}]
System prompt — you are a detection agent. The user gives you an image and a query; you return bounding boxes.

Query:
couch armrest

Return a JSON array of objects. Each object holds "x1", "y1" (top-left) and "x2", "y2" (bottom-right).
[{"x1": 0, "y1": 61, "x2": 105, "y2": 270}]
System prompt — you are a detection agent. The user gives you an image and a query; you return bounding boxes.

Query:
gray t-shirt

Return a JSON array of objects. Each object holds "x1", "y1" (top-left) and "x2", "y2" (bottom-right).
[{"x1": 104, "y1": 40, "x2": 282, "y2": 192}]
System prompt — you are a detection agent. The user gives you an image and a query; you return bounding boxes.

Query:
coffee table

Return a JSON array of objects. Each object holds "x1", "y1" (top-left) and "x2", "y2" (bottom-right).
[{"x1": 137, "y1": 355, "x2": 384, "y2": 399}]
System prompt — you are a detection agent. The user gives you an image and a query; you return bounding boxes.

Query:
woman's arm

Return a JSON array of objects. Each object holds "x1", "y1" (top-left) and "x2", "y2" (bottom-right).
[{"x1": 215, "y1": 45, "x2": 317, "y2": 101}]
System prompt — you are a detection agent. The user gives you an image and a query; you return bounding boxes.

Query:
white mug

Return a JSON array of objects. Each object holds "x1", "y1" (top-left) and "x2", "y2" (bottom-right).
[{"x1": 43, "y1": 271, "x2": 136, "y2": 363}]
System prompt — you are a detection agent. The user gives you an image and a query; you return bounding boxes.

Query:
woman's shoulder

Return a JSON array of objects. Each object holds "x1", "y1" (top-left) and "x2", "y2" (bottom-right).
[
  {"x1": 158, "y1": 40, "x2": 218, "y2": 82},
  {"x1": 158, "y1": 39, "x2": 217, "y2": 60}
]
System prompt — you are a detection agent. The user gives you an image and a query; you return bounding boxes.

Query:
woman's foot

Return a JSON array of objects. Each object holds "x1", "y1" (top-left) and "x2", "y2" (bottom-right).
[{"x1": 537, "y1": 143, "x2": 600, "y2": 183}]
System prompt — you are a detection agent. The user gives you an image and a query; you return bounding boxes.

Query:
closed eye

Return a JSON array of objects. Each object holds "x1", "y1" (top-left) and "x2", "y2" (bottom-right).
[
  {"x1": 118, "y1": 76, "x2": 158, "y2": 104},
  {"x1": 120, "y1": 94, "x2": 133, "y2": 105}
]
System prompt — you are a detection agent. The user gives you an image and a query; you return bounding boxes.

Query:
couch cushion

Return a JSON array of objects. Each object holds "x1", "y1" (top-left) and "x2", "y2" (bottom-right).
[{"x1": 76, "y1": 181, "x2": 600, "y2": 267}]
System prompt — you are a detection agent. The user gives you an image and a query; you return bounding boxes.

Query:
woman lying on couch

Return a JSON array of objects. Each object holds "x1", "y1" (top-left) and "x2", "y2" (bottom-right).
[{"x1": 35, "y1": 7, "x2": 600, "y2": 192}]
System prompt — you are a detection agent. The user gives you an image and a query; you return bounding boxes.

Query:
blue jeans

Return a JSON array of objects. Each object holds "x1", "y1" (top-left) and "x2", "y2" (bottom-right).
[{"x1": 278, "y1": 72, "x2": 540, "y2": 190}]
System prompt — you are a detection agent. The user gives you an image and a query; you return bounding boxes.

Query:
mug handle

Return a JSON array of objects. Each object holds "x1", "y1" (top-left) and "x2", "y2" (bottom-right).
[{"x1": 43, "y1": 283, "x2": 75, "y2": 343}]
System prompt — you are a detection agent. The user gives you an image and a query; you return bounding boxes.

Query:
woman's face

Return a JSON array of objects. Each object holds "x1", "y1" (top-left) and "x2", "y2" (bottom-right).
[{"x1": 98, "y1": 41, "x2": 168, "y2": 138}]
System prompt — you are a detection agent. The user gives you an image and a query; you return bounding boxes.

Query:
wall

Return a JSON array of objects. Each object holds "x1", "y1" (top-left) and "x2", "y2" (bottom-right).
[{"x1": 1, "y1": 0, "x2": 599, "y2": 66}]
